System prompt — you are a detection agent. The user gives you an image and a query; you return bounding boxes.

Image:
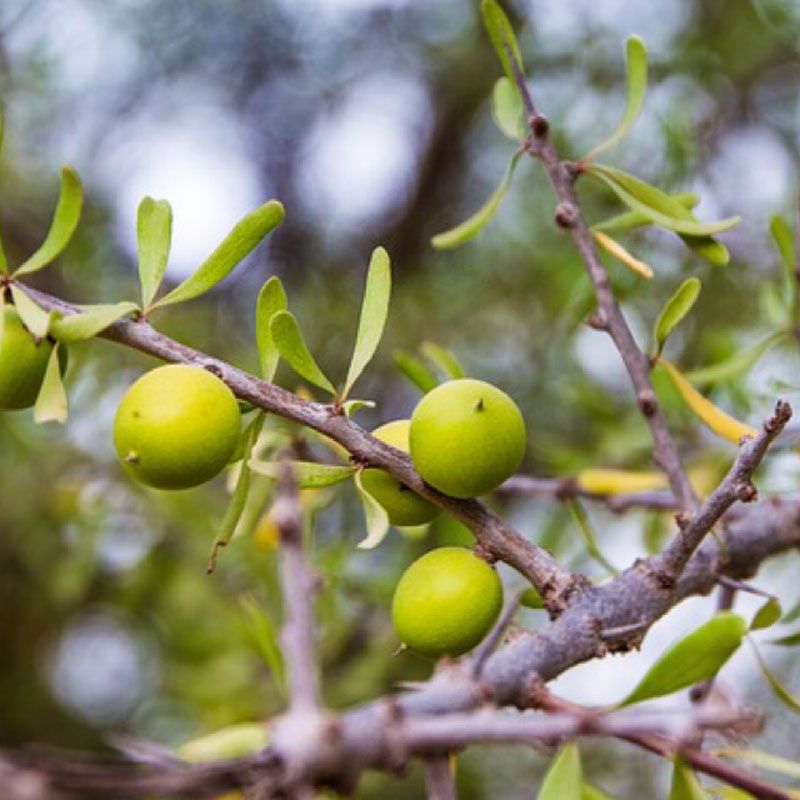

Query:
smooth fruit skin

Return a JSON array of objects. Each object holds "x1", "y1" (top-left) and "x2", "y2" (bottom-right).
[
  {"x1": 409, "y1": 378, "x2": 526, "y2": 498},
  {"x1": 361, "y1": 420, "x2": 441, "y2": 526},
  {"x1": 0, "y1": 306, "x2": 53, "y2": 410},
  {"x1": 392, "y1": 547, "x2": 503, "y2": 658},
  {"x1": 113, "y1": 364, "x2": 241, "y2": 490}
]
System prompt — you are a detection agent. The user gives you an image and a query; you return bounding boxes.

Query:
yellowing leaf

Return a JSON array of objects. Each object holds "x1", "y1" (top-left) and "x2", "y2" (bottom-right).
[
  {"x1": 576, "y1": 468, "x2": 668, "y2": 495},
  {"x1": 593, "y1": 231, "x2": 653, "y2": 278}
]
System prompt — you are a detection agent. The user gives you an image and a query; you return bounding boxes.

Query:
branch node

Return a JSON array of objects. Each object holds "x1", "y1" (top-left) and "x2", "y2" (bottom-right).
[
  {"x1": 554, "y1": 201, "x2": 578, "y2": 229},
  {"x1": 736, "y1": 483, "x2": 758, "y2": 503},
  {"x1": 530, "y1": 113, "x2": 549, "y2": 137},
  {"x1": 636, "y1": 389, "x2": 658, "y2": 417},
  {"x1": 587, "y1": 310, "x2": 608, "y2": 330}
]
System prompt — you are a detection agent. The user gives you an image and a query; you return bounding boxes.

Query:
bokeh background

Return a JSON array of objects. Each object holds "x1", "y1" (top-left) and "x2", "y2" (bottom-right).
[{"x1": 3, "y1": 0, "x2": 800, "y2": 796}]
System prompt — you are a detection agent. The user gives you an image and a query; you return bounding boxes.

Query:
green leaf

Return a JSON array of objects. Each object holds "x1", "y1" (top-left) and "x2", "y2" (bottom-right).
[
  {"x1": 137, "y1": 197, "x2": 173, "y2": 308},
  {"x1": 714, "y1": 748, "x2": 800, "y2": 781},
  {"x1": 685, "y1": 332, "x2": 786, "y2": 387},
  {"x1": 680, "y1": 234, "x2": 730, "y2": 266},
  {"x1": 669, "y1": 757, "x2": 709, "y2": 800},
  {"x1": 770, "y1": 213, "x2": 796, "y2": 313},
  {"x1": 587, "y1": 164, "x2": 740, "y2": 237},
  {"x1": 15, "y1": 166, "x2": 83, "y2": 276},
  {"x1": 768, "y1": 630, "x2": 800, "y2": 647},
  {"x1": 342, "y1": 399, "x2": 376, "y2": 418},
  {"x1": 582, "y1": 785, "x2": 618, "y2": 800},
  {"x1": 50, "y1": 302, "x2": 138, "y2": 343},
  {"x1": 393, "y1": 350, "x2": 439, "y2": 394},
  {"x1": 33, "y1": 344, "x2": 68, "y2": 424},
  {"x1": 592, "y1": 192, "x2": 699, "y2": 234},
  {"x1": 751, "y1": 597, "x2": 782, "y2": 631},
  {"x1": 432, "y1": 150, "x2": 522, "y2": 249},
  {"x1": 354, "y1": 471, "x2": 390, "y2": 549},
  {"x1": 584, "y1": 36, "x2": 648, "y2": 161},
  {"x1": 10, "y1": 285, "x2": 53, "y2": 338},
  {"x1": 492, "y1": 77, "x2": 527, "y2": 141},
  {"x1": 153, "y1": 200, "x2": 285, "y2": 309},
  {"x1": 208, "y1": 414, "x2": 265, "y2": 572},
  {"x1": 343, "y1": 246, "x2": 391, "y2": 399},
  {"x1": 568, "y1": 499, "x2": 618, "y2": 576},
  {"x1": 249, "y1": 460, "x2": 356, "y2": 489},
  {"x1": 618, "y1": 612, "x2": 746, "y2": 707},
  {"x1": 537, "y1": 743, "x2": 582, "y2": 800},
  {"x1": 520, "y1": 587, "x2": 544, "y2": 609},
  {"x1": 652, "y1": 277, "x2": 701, "y2": 356},
  {"x1": 269, "y1": 310, "x2": 336, "y2": 395},
  {"x1": 178, "y1": 722, "x2": 269, "y2": 763},
  {"x1": 421, "y1": 341, "x2": 466, "y2": 380},
  {"x1": 256, "y1": 276, "x2": 287, "y2": 381},
  {"x1": 750, "y1": 637, "x2": 800, "y2": 714},
  {"x1": 239, "y1": 595, "x2": 285, "y2": 696},
  {"x1": 480, "y1": 0, "x2": 525, "y2": 88}
]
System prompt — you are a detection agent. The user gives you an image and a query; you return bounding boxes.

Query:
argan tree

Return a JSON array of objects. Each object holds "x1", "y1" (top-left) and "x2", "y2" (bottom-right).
[{"x1": 3, "y1": 3, "x2": 800, "y2": 798}]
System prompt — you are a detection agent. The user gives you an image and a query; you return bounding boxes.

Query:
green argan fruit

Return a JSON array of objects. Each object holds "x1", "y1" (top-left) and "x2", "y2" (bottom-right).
[
  {"x1": 392, "y1": 546, "x2": 503, "y2": 658},
  {"x1": 361, "y1": 420, "x2": 441, "y2": 526},
  {"x1": 0, "y1": 305, "x2": 54, "y2": 409},
  {"x1": 409, "y1": 378, "x2": 526, "y2": 498},
  {"x1": 114, "y1": 364, "x2": 241, "y2": 490}
]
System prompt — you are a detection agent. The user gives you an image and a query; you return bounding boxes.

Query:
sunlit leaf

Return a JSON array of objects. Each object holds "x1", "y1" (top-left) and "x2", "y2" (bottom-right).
[
  {"x1": 568, "y1": 499, "x2": 618, "y2": 576},
  {"x1": 537, "y1": 743, "x2": 582, "y2": 800},
  {"x1": 751, "y1": 597, "x2": 782, "y2": 631},
  {"x1": 750, "y1": 637, "x2": 800, "y2": 714},
  {"x1": 137, "y1": 197, "x2": 173, "y2": 308},
  {"x1": 480, "y1": 0, "x2": 525, "y2": 89},
  {"x1": 492, "y1": 76, "x2": 527, "y2": 141},
  {"x1": 15, "y1": 166, "x2": 83, "y2": 276},
  {"x1": 653, "y1": 277, "x2": 701, "y2": 355},
  {"x1": 714, "y1": 748, "x2": 800, "y2": 781},
  {"x1": 680, "y1": 234, "x2": 730, "y2": 266},
  {"x1": 618, "y1": 612, "x2": 746, "y2": 706},
  {"x1": 686, "y1": 332, "x2": 785, "y2": 387},
  {"x1": 592, "y1": 192, "x2": 699, "y2": 234},
  {"x1": 50, "y1": 302, "x2": 138, "y2": 343},
  {"x1": 421, "y1": 341, "x2": 465, "y2": 380},
  {"x1": 178, "y1": 722, "x2": 269, "y2": 763},
  {"x1": 269, "y1": 310, "x2": 336, "y2": 395},
  {"x1": 343, "y1": 246, "x2": 391, "y2": 399},
  {"x1": 431, "y1": 150, "x2": 522, "y2": 249},
  {"x1": 10, "y1": 285, "x2": 52, "y2": 338},
  {"x1": 584, "y1": 36, "x2": 647, "y2": 161},
  {"x1": 587, "y1": 164, "x2": 740, "y2": 237},
  {"x1": 669, "y1": 757, "x2": 709, "y2": 800},
  {"x1": 593, "y1": 230, "x2": 653, "y2": 278},
  {"x1": 249, "y1": 460, "x2": 356, "y2": 489},
  {"x1": 256, "y1": 276, "x2": 287, "y2": 381},
  {"x1": 154, "y1": 200, "x2": 285, "y2": 308},
  {"x1": 342, "y1": 399, "x2": 376, "y2": 418},
  {"x1": 393, "y1": 350, "x2": 439, "y2": 394},
  {"x1": 657, "y1": 359, "x2": 757, "y2": 444},
  {"x1": 354, "y1": 471, "x2": 390, "y2": 549},
  {"x1": 33, "y1": 344, "x2": 68, "y2": 424},
  {"x1": 576, "y1": 468, "x2": 667, "y2": 495},
  {"x1": 770, "y1": 214, "x2": 796, "y2": 314}
]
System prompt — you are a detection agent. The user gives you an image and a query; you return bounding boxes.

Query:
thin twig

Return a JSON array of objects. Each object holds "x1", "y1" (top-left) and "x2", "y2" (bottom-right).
[
  {"x1": 422, "y1": 755, "x2": 456, "y2": 800},
  {"x1": 470, "y1": 590, "x2": 524, "y2": 676}
]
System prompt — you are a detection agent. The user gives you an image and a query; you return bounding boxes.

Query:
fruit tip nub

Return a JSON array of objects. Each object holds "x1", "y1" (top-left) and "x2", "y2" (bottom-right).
[{"x1": 474, "y1": 398, "x2": 485, "y2": 412}]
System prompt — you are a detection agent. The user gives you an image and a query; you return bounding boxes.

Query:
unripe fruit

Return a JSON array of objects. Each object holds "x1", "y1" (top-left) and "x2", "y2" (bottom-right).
[
  {"x1": 361, "y1": 420, "x2": 441, "y2": 526},
  {"x1": 392, "y1": 547, "x2": 503, "y2": 658},
  {"x1": 409, "y1": 378, "x2": 526, "y2": 498},
  {"x1": 114, "y1": 364, "x2": 241, "y2": 490},
  {"x1": 0, "y1": 306, "x2": 53, "y2": 410}
]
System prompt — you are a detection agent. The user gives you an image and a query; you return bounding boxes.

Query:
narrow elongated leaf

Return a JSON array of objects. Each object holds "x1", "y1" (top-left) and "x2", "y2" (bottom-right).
[
  {"x1": 239, "y1": 596, "x2": 285, "y2": 695},
  {"x1": 154, "y1": 200, "x2": 285, "y2": 309},
  {"x1": 584, "y1": 36, "x2": 647, "y2": 161},
  {"x1": 588, "y1": 164, "x2": 740, "y2": 237},
  {"x1": 342, "y1": 399, "x2": 375, "y2": 418},
  {"x1": 50, "y1": 302, "x2": 138, "y2": 343},
  {"x1": 582, "y1": 785, "x2": 618, "y2": 800},
  {"x1": 537, "y1": 743, "x2": 582, "y2": 800},
  {"x1": 33, "y1": 344, "x2": 68, "y2": 424},
  {"x1": 751, "y1": 597, "x2": 782, "y2": 631},
  {"x1": 653, "y1": 277, "x2": 701, "y2": 355},
  {"x1": 431, "y1": 150, "x2": 522, "y2": 249},
  {"x1": 10, "y1": 285, "x2": 52, "y2": 338},
  {"x1": 680, "y1": 233, "x2": 730, "y2": 266},
  {"x1": 658, "y1": 359, "x2": 757, "y2": 444},
  {"x1": 255, "y1": 276, "x2": 287, "y2": 381},
  {"x1": 576, "y1": 468, "x2": 667, "y2": 496},
  {"x1": 421, "y1": 341, "x2": 465, "y2": 380},
  {"x1": 178, "y1": 722, "x2": 269, "y2": 763},
  {"x1": 750, "y1": 637, "x2": 800, "y2": 714},
  {"x1": 669, "y1": 757, "x2": 709, "y2": 800},
  {"x1": 137, "y1": 197, "x2": 173, "y2": 308},
  {"x1": 714, "y1": 748, "x2": 800, "y2": 781},
  {"x1": 593, "y1": 231, "x2": 653, "y2": 278},
  {"x1": 0, "y1": 228, "x2": 7, "y2": 276},
  {"x1": 592, "y1": 192, "x2": 700, "y2": 234},
  {"x1": 343, "y1": 247, "x2": 391, "y2": 399},
  {"x1": 15, "y1": 166, "x2": 83, "y2": 276},
  {"x1": 249, "y1": 459, "x2": 356, "y2": 489},
  {"x1": 686, "y1": 332, "x2": 785, "y2": 387},
  {"x1": 768, "y1": 630, "x2": 800, "y2": 647},
  {"x1": 269, "y1": 310, "x2": 336, "y2": 395},
  {"x1": 480, "y1": 0, "x2": 525, "y2": 88},
  {"x1": 568, "y1": 499, "x2": 618, "y2": 576},
  {"x1": 770, "y1": 214, "x2": 796, "y2": 313},
  {"x1": 393, "y1": 350, "x2": 439, "y2": 393},
  {"x1": 618, "y1": 612, "x2": 746, "y2": 706},
  {"x1": 354, "y1": 471, "x2": 390, "y2": 549},
  {"x1": 492, "y1": 76, "x2": 526, "y2": 141}
]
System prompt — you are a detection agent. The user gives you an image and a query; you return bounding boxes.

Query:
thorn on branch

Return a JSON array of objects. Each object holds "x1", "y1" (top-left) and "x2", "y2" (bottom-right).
[{"x1": 587, "y1": 310, "x2": 608, "y2": 330}]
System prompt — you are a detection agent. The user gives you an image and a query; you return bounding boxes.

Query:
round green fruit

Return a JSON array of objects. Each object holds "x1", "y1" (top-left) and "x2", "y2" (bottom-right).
[
  {"x1": 409, "y1": 378, "x2": 526, "y2": 498},
  {"x1": 361, "y1": 420, "x2": 441, "y2": 526},
  {"x1": 113, "y1": 364, "x2": 241, "y2": 490},
  {"x1": 0, "y1": 305, "x2": 53, "y2": 410},
  {"x1": 392, "y1": 546, "x2": 503, "y2": 658}
]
